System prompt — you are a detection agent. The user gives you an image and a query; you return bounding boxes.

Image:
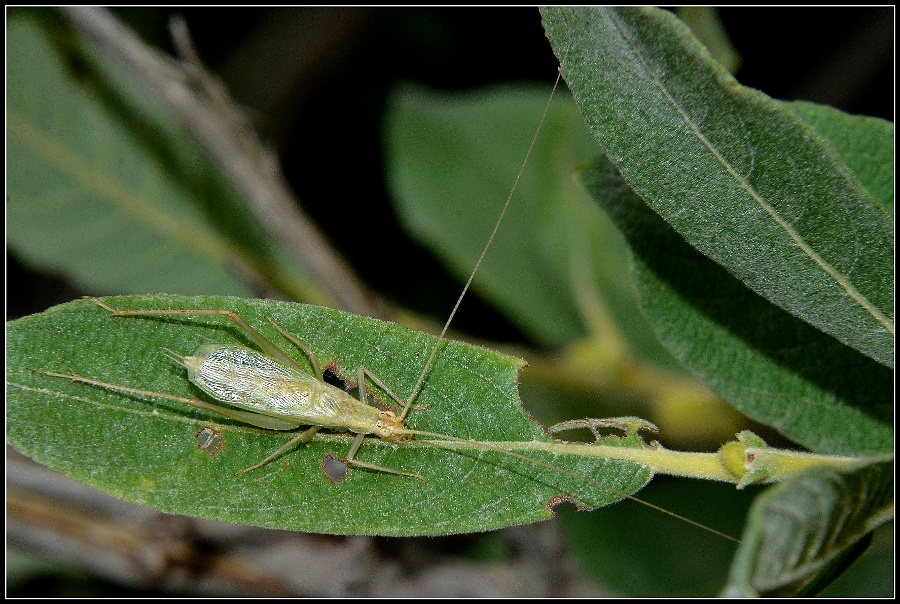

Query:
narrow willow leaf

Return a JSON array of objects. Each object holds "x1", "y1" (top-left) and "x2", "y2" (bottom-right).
[
  {"x1": 722, "y1": 460, "x2": 894, "y2": 597},
  {"x1": 580, "y1": 156, "x2": 893, "y2": 456},
  {"x1": 7, "y1": 11, "x2": 307, "y2": 299},
  {"x1": 541, "y1": 7, "x2": 894, "y2": 367},
  {"x1": 6, "y1": 296, "x2": 654, "y2": 535}
]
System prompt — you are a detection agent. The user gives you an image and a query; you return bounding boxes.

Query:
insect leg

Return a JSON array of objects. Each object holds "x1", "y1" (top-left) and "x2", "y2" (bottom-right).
[
  {"x1": 33, "y1": 369, "x2": 300, "y2": 430},
  {"x1": 341, "y1": 431, "x2": 426, "y2": 482},
  {"x1": 91, "y1": 297, "x2": 304, "y2": 375},
  {"x1": 359, "y1": 367, "x2": 430, "y2": 412},
  {"x1": 264, "y1": 316, "x2": 322, "y2": 376},
  {"x1": 235, "y1": 425, "x2": 321, "y2": 475}
]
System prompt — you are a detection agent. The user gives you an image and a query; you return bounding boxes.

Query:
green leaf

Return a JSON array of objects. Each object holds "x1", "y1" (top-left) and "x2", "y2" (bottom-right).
[
  {"x1": 6, "y1": 295, "x2": 654, "y2": 536},
  {"x1": 722, "y1": 460, "x2": 894, "y2": 597},
  {"x1": 579, "y1": 157, "x2": 893, "y2": 456},
  {"x1": 6, "y1": 10, "x2": 306, "y2": 299},
  {"x1": 788, "y1": 102, "x2": 894, "y2": 217},
  {"x1": 541, "y1": 7, "x2": 894, "y2": 368}
]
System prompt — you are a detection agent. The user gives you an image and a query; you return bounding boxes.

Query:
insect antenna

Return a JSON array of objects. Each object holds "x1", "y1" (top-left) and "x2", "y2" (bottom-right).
[
  {"x1": 398, "y1": 69, "x2": 566, "y2": 423},
  {"x1": 391, "y1": 20, "x2": 740, "y2": 544},
  {"x1": 399, "y1": 10, "x2": 577, "y2": 423}
]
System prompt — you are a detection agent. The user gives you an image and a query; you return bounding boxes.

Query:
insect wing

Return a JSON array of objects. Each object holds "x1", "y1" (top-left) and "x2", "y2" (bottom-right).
[{"x1": 185, "y1": 344, "x2": 317, "y2": 420}]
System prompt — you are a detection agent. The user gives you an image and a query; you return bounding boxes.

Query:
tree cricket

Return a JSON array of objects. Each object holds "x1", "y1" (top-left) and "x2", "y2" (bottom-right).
[{"x1": 38, "y1": 297, "x2": 431, "y2": 482}]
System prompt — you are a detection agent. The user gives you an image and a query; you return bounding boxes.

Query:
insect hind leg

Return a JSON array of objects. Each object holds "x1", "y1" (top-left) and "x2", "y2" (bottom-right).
[
  {"x1": 264, "y1": 316, "x2": 323, "y2": 376},
  {"x1": 91, "y1": 297, "x2": 304, "y2": 375}
]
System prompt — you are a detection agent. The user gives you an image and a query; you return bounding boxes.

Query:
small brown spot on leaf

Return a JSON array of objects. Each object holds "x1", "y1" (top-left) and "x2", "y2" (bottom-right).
[{"x1": 196, "y1": 426, "x2": 224, "y2": 457}]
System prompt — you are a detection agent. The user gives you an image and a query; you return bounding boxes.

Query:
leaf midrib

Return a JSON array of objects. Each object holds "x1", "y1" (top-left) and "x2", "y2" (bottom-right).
[{"x1": 607, "y1": 10, "x2": 894, "y2": 337}]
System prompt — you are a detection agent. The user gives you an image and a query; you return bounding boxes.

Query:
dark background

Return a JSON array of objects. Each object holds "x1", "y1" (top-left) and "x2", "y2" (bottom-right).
[
  {"x1": 8, "y1": 7, "x2": 894, "y2": 340},
  {"x1": 6, "y1": 7, "x2": 894, "y2": 597}
]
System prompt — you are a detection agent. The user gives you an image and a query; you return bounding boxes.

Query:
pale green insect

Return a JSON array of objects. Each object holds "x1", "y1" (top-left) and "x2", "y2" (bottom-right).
[{"x1": 40, "y1": 298, "x2": 425, "y2": 481}]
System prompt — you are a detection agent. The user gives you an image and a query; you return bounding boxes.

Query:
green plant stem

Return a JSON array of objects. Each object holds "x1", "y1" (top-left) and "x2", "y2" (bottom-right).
[
  {"x1": 392, "y1": 434, "x2": 885, "y2": 486},
  {"x1": 483, "y1": 439, "x2": 737, "y2": 482}
]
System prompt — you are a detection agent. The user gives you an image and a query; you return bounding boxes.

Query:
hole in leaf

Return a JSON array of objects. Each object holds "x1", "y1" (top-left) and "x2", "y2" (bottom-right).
[{"x1": 322, "y1": 454, "x2": 349, "y2": 484}]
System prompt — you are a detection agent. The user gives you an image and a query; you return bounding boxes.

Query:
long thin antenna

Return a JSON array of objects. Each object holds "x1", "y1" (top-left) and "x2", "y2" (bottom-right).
[
  {"x1": 399, "y1": 71, "x2": 565, "y2": 421},
  {"x1": 397, "y1": 17, "x2": 738, "y2": 544}
]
